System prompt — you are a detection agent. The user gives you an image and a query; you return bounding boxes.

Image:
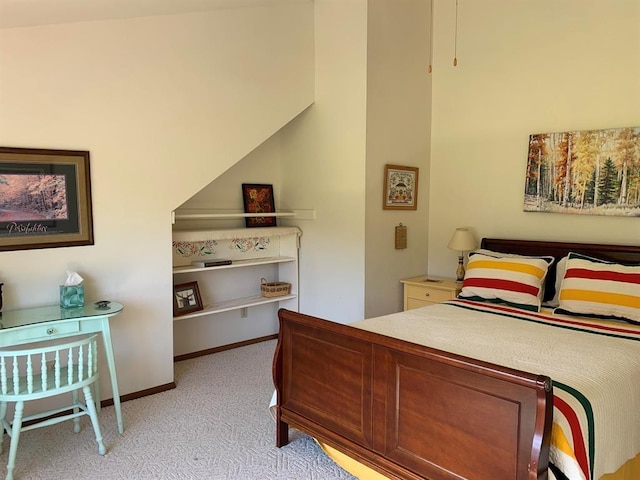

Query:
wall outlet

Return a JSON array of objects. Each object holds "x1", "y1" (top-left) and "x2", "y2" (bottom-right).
[{"x1": 240, "y1": 307, "x2": 248, "y2": 319}]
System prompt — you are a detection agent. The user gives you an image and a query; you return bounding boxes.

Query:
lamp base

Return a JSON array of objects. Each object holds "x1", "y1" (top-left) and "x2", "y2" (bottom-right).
[{"x1": 455, "y1": 256, "x2": 465, "y2": 282}]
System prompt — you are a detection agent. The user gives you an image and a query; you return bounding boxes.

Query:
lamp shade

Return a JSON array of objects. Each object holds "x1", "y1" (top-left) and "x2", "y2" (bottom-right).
[{"x1": 447, "y1": 227, "x2": 477, "y2": 252}]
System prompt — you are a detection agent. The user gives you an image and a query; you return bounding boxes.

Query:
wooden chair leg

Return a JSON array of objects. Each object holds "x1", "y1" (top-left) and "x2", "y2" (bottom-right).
[
  {"x1": 5, "y1": 401, "x2": 24, "y2": 480},
  {"x1": 72, "y1": 390, "x2": 81, "y2": 433},
  {"x1": 83, "y1": 386, "x2": 106, "y2": 455},
  {"x1": 94, "y1": 380, "x2": 101, "y2": 413},
  {"x1": 0, "y1": 402, "x2": 6, "y2": 455}
]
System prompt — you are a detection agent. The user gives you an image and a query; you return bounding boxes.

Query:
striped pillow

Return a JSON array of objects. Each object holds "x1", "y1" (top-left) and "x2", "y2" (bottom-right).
[
  {"x1": 459, "y1": 252, "x2": 551, "y2": 312},
  {"x1": 555, "y1": 253, "x2": 640, "y2": 323},
  {"x1": 547, "y1": 255, "x2": 568, "y2": 307}
]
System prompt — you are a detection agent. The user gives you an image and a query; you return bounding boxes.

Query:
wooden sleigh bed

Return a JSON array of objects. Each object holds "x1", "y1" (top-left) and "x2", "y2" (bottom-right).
[{"x1": 272, "y1": 238, "x2": 640, "y2": 480}]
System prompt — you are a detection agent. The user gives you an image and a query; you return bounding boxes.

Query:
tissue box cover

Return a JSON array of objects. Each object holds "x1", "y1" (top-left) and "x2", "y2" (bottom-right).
[{"x1": 60, "y1": 285, "x2": 84, "y2": 308}]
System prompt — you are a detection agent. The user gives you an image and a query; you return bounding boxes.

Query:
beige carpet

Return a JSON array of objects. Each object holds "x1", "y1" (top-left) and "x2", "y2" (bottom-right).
[{"x1": 0, "y1": 340, "x2": 357, "y2": 479}]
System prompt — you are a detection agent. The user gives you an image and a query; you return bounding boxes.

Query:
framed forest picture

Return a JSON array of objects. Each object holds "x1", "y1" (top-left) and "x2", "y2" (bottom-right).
[
  {"x1": 0, "y1": 147, "x2": 94, "y2": 251},
  {"x1": 524, "y1": 126, "x2": 640, "y2": 217}
]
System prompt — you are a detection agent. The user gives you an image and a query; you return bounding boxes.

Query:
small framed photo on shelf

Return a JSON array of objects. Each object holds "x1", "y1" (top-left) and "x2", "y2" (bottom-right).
[
  {"x1": 242, "y1": 183, "x2": 277, "y2": 228},
  {"x1": 173, "y1": 281, "x2": 204, "y2": 317},
  {"x1": 383, "y1": 164, "x2": 419, "y2": 210}
]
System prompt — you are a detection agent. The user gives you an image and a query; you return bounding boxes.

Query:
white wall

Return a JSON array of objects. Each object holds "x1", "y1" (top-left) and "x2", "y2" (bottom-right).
[
  {"x1": 184, "y1": 0, "x2": 433, "y2": 323},
  {"x1": 364, "y1": 0, "x2": 431, "y2": 317},
  {"x1": 428, "y1": 0, "x2": 640, "y2": 278},
  {"x1": 279, "y1": 0, "x2": 369, "y2": 323},
  {"x1": 175, "y1": 133, "x2": 284, "y2": 231},
  {"x1": 0, "y1": 2, "x2": 314, "y2": 401}
]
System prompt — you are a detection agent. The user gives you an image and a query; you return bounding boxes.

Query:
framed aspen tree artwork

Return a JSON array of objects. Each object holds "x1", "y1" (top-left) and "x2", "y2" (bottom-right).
[{"x1": 524, "y1": 126, "x2": 640, "y2": 217}]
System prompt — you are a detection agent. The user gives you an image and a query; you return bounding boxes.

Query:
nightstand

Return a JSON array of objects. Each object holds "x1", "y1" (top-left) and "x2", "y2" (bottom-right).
[{"x1": 400, "y1": 276, "x2": 461, "y2": 311}]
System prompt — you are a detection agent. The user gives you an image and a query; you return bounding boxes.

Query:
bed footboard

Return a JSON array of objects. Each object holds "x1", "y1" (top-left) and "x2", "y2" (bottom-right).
[{"x1": 273, "y1": 308, "x2": 552, "y2": 480}]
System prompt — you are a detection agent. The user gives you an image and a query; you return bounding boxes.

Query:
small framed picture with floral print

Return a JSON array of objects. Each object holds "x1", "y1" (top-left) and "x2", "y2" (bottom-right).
[
  {"x1": 242, "y1": 184, "x2": 277, "y2": 227},
  {"x1": 383, "y1": 164, "x2": 419, "y2": 210}
]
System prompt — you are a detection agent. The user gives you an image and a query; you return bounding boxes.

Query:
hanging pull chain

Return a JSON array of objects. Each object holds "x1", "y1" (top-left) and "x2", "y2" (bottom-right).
[
  {"x1": 428, "y1": 0, "x2": 434, "y2": 73},
  {"x1": 453, "y1": 0, "x2": 459, "y2": 66}
]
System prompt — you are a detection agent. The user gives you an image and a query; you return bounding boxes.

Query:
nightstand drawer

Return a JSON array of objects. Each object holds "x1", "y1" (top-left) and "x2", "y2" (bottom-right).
[
  {"x1": 406, "y1": 297, "x2": 434, "y2": 310},
  {"x1": 401, "y1": 276, "x2": 461, "y2": 311},
  {"x1": 405, "y1": 285, "x2": 456, "y2": 303}
]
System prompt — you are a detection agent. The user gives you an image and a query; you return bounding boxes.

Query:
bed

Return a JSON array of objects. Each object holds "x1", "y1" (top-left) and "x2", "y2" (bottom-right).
[{"x1": 271, "y1": 238, "x2": 640, "y2": 480}]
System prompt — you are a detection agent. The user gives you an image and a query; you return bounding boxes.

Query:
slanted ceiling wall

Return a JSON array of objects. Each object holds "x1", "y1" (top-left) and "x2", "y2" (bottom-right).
[
  {"x1": 0, "y1": 2, "x2": 314, "y2": 403},
  {"x1": 179, "y1": 0, "x2": 432, "y2": 328}
]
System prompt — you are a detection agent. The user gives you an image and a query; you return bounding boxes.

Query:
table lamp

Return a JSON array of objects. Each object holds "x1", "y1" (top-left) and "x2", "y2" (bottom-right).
[{"x1": 447, "y1": 227, "x2": 477, "y2": 282}]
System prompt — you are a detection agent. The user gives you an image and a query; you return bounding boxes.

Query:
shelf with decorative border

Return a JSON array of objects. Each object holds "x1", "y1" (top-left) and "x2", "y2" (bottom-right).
[
  {"x1": 172, "y1": 226, "x2": 301, "y2": 244},
  {"x1": 172, "y1": 226, "x2": 300, "y2": 331},
  {"x1": 172, "y1": 256, "x2": 295, "y2": 275},
  {"x1": 173, "y1": 293, "x2": 297, "y2": 321}
]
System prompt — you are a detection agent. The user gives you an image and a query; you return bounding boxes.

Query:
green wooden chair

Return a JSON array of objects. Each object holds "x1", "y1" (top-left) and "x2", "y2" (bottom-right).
[{"x1": 0, "y1": 334, "x2": 106, "y2": 480}]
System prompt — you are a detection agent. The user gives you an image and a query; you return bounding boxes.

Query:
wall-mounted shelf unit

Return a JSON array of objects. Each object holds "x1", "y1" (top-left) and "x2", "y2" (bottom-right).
[{"x1": 171, "y1": 226, "x2": 301, "y2": 323}]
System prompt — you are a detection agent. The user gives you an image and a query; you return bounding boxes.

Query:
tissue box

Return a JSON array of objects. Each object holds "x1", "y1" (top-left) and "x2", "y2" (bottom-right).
[{"x1": 60, "y1": 285, "x2": 84, "y2": 308}]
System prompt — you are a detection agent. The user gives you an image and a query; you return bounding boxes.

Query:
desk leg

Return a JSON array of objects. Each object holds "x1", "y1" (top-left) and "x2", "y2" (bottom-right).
[{"x1": 101, "y1": 318, "x2": 124, "y2": 435}]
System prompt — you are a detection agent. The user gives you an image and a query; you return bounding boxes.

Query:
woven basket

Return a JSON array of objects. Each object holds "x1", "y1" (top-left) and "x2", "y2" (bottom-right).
[{"x1": 260, "y1": 278, "x2": 291, "y2": 298}]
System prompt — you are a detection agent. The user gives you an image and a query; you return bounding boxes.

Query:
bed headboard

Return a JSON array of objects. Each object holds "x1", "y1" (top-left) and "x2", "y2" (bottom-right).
[{"x1": 481, "y1": 238, "x2": 640, "y2": 302}]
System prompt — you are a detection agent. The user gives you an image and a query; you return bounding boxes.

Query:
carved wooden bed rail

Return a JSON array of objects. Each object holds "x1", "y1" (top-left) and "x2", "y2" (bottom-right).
[{"x1": 273, "y1": 308, "x2": 553, "y2": 480}]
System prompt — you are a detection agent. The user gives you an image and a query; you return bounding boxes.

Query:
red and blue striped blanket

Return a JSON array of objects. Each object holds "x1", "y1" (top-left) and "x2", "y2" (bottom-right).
[{"x1": 353, "y1": 300, "x2": 640, "y2": 480}]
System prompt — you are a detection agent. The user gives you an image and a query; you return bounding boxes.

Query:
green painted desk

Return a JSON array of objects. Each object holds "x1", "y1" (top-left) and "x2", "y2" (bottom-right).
[{"x1": 0, "y1": 302, "x2": 125, "y2": 434}]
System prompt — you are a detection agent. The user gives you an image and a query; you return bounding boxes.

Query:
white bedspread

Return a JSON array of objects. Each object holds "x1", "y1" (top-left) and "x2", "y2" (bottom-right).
[{"x1": 352, "y1": 300, "x2": 640, "y2": 480}]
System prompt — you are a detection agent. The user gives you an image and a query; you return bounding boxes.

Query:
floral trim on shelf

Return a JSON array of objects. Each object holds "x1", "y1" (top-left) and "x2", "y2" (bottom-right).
[
  {"x1": 172, "y1": 240, "x2": 218, "y2": 257},
  {"x1": 230, "y1": 237, "x2": 270, "y2": 252}
]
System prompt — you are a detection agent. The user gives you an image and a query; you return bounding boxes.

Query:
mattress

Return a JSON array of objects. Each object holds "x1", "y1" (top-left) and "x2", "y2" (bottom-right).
[{"x1": 347, "y1": 300, "x2": 640, "y2": 480}]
